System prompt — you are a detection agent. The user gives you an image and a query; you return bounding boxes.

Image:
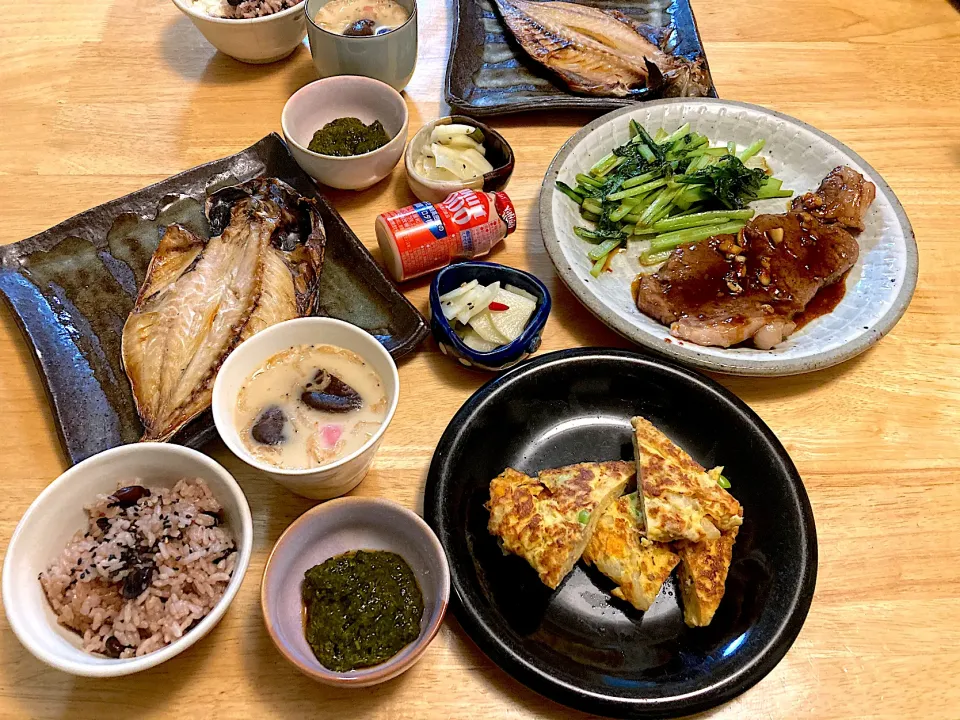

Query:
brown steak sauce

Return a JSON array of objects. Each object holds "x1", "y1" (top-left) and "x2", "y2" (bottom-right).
[{"x1": 792, "y1": 272, "x2": 848, "y2": 331}]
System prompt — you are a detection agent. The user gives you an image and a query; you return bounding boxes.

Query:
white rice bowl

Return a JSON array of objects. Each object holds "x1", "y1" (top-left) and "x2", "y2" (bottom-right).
[
  {"x1": 2, "y1": 444, "x2": 252, "y2": 677},
  {"x1": 40, "y1": 478, "x2": 237, "y2": 659}
]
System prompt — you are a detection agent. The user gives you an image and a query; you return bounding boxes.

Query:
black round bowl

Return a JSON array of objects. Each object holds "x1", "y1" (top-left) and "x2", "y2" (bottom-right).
[{"x1": 424, "y1": 348, "x2": 817, "y2": 718}]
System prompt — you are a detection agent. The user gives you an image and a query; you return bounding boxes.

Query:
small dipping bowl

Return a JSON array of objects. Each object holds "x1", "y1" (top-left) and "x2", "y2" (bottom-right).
[
  {"x1": 305, "y1": 0, "x2": 418, "y2": 91},
  {"x1": 171, "y1": 0, "x2": 307, "y2": 64},
  {"x1": 430, "y1": 261, "x2": 552, "y2": 372},
  {"x1": 405, "y1": 116, "x2": 515, "y2": 203},
  {"x1": 2, "y1": 444, "x2": 253, "y2": 677},
  {"x1": 281, "y1": 76, "x2": 409, "y2": 190},
  {"x1": 261, "y1": 497, "x2": 450, "y2": 686},
  {"x1": 211, "y1": 317, "x2": 400, "y2": 500}
]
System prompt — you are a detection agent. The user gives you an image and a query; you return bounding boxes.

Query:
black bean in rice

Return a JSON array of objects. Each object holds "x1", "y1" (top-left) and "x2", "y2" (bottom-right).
[{"x1": 39, "y1": 478, "x2": 237, "y2": 659}]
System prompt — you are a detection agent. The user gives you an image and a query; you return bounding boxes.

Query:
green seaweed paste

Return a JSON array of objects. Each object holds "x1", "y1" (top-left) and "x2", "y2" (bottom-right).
[
  {"x1": 302, "y1": 549, "x2": 424, "y2": 671},
  {"x1": 307, "y1": 117, "x2": 390, "y2": 157}
]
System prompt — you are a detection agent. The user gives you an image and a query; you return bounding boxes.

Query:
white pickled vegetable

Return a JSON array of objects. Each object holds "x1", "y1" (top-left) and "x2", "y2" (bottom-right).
[
  {"x1": 441, "y1": 282, "x2": 484, "y2": 319},
  {"x1": 459, "y1": 147, "x2": 494, "y2": 176},
  {"x1": 443, "y1": 135, "x2": 486, "y2": 154},
  {"x1": 444, "y1": 280, "x2": 537, "y2": 352},
  {"x1": 455, "y1": 282, "x2": 500, "y2": 324},
  {"x1": 504, "y1": 284, "x2": 538, "y2": 303},
  {"x1": 439, "y1": 279, "x2": 479, "y2": 304},
  {"x1": 416, "y1": 122, "x2": 492, "y2": 183},
  {"x1": 431, "y1": 124, "x2": 479, "y2": 144},
  {"x1": 457, "y1": 327, "x2": 501, "y2": 353},
  {"x1": 488, "y1": 288, "x2": 536, "y2": 342},
  {"x1": 468, "y1": 309, "x2": 511, "y2": 344},
  {"x1": 417, "y1": 153, "x2": 460, "y2": 181},
  {"x1": 432, "y1": 143, "x2": 478, "y2": 181}
]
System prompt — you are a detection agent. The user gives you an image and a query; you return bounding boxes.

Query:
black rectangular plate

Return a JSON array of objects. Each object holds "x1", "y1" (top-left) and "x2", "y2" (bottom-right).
[
  {"x1": 444, "y1": 0, "x2": 717, "y2": 117},
  {"x1": 0, "y1": 133, "x2": 428, "y2": 465}
]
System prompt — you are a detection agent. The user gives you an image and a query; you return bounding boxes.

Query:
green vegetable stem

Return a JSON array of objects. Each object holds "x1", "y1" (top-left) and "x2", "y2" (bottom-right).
[{"x1": 555, "y1": 121, "x2": 793, "y2": 268}]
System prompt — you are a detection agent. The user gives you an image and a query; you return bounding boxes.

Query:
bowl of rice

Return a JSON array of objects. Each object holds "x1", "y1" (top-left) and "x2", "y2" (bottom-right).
[
  {"x1": 171, "y1": 0, "x2": 308, "y2": 64},
  {"x1": 2, "y1": 443, "x2": 253, "y2": 677}
]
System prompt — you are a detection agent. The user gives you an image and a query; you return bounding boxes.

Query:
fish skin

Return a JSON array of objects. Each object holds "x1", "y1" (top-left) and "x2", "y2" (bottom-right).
[
  {"x1": 122, "y1": 178, "x2": 326, "y2": 442},
  {"x1": 492, "y1": 0, "x2": 706, "y2": 98}
]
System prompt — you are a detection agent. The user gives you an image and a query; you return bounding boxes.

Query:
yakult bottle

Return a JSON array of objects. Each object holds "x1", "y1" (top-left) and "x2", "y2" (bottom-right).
[{"x1": 375, "y1": 189, "x2": 517, "y2": 282}]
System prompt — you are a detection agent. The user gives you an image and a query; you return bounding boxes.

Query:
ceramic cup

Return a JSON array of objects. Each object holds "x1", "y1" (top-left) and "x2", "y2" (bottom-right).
[
  {"x1": 211, "y1": 318, "x2": 400, "y2": 500},
  {"x1": 305, "y1": 0, "x2": 418, "y2": 91}
]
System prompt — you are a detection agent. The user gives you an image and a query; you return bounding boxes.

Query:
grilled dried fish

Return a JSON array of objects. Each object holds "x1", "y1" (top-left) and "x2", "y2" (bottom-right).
[
  {"x1": 492, "y1": 0, "x2": 708, "y2": 98},
  {"x1": 121, "y1": 178, "x2": 325, "y2": 442}
]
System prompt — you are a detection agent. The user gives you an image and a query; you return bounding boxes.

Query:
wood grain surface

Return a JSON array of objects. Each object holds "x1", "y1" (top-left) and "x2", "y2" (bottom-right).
[{"x1": 1, "y1": 0, "x2": 959, "y2": 717}]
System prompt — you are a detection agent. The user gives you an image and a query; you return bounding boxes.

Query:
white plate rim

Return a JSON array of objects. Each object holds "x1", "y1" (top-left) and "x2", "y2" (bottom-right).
[{"x1": 539, "y1": 98, "x2": 918, "y2": 377}]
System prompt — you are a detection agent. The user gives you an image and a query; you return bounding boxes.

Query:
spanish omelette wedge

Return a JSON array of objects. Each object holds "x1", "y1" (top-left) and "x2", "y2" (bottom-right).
[
  {"x1": 676, "y1": 526, "x2": 739, "y2": 627},
  {"x1": 582, "y1": 493, "x2": 680, "y2": 611},
  {"x1": 486, "y1": 461, "x2": 634, "y2": 589},
  {"x1": 631, "y1": 416, "x2": 743, "y2": 543}
]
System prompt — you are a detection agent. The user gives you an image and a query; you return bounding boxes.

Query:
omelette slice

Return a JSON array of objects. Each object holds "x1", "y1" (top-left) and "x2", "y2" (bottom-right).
[
  {"x1": 486, "y1": 461, "x2": 634, "y2": 589},
  {"x1": 676, "y1": 527, "x2": 739, "y2": 627},
  {"x1": 582, "y1": 493, "x2": 680, "y2": 611},
  {"x1": 631, "y1": 416, "x2": 743, "y2": 543}
]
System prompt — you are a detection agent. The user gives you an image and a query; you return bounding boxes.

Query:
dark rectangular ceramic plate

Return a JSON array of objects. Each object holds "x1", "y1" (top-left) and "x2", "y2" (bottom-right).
[
  {"x1": 0, "y1": 133, "x2": 428, "y2": 465},
  {"x1": 444, "y1": 0, "x2": 717, "y2": 117}
]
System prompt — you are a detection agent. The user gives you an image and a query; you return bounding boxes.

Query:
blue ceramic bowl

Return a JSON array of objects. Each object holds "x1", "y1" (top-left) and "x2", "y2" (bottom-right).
[{"x1": 429, "y1": 262, "x2": 551, "y2": 372}]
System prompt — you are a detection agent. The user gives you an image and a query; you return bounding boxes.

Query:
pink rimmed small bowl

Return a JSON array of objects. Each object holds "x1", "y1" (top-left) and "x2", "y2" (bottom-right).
[{"x1": 261, "y1": 497, "x2": 449, "y2": 686}]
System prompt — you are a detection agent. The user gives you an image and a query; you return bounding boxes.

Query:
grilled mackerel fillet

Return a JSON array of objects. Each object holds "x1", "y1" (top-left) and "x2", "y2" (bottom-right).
[
  {"x1": 492, "y1": 0, "x2": 709, "y2": 98},
  {"x1": 121, "y1": 178, "x2": 325, "y2": 442}
]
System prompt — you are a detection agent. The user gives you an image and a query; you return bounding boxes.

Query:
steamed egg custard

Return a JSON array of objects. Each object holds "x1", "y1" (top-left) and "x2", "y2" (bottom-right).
[
  {"x1": 237, "y1": 345, "x2": 387, "y2": 469},
  {"x1": 314, "y1": 0, "x2": 410, "y2": 36}
]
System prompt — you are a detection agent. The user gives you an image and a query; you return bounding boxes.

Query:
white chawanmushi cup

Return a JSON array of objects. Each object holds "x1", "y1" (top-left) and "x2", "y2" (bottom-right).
[
  {"x1": 211, "y1": 317, "x2": 400, "y2": 500},
  {"x1": 1, "y1": 443, "x2": 253, "y2": 677}
]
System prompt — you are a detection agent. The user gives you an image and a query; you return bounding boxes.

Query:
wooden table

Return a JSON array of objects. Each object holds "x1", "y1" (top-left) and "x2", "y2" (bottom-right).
[{"x1": 1, "y1": 0, "x2": 958, "y2": 717}]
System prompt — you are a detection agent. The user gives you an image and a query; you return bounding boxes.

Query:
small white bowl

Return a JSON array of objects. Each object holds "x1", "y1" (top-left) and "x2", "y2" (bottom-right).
[
  {"x1": 171, "y1": 0, "x2": 307, "y2": 65},
  {"x1": 405, "y1": 115, "x2": 516, "y2": 204},
  {"x1": 281, "y1": 76, "x2": 408, "y2": 190},
  {"x1": 212, "y1": 317, "x2": 400, "y2": 499},
  {"x1": 2, "y1": 444, "x2": 253, "y2": 678},
  {"x1": 261, "y1": 497, "x2": 449, "y2": 686}
]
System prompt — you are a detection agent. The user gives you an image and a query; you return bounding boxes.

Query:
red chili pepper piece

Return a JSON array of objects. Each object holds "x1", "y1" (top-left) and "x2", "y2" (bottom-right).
[{"x1": 488, "y1": 301, "x2": 509, "y2": 311}]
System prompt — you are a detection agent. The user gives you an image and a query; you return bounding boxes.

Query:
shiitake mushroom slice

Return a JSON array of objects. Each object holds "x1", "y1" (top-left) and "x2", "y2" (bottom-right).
[
  {"x1": 301, "y1": 370, "x2": 363, "y2": 413},
  {"x1": 251, "y1": 405, "x2": 288, "y2": 445}
]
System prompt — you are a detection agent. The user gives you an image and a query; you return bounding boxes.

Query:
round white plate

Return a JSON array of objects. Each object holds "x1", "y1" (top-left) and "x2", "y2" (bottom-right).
[{"x1": 539, "y1": 99, "x2": 918, "y2": 376}]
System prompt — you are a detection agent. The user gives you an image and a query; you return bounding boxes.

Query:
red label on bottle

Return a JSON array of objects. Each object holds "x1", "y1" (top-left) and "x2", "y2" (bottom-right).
[{"x1": 377, "y1": 190, "x2": 512, "y2": 280}]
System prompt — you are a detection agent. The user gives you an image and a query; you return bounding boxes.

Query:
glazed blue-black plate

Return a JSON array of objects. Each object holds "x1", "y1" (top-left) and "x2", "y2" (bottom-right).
[
  {"x1": 444, "y1": 0, "x2": 718, "y2": 117},
  {"x1": 424, "y1": 348, "x2": 817, "y2": 718}
]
